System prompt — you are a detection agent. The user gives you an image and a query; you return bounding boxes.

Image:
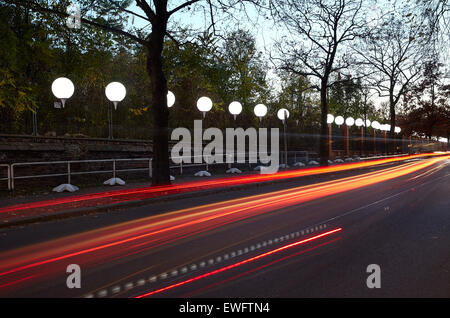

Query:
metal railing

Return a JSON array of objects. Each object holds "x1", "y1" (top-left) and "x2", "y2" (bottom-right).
[
  {"x1": 0, "y1": 164, "x2": 11, "y2": 190},
  {"x1": 4, "y1": 155, "x2": 234, "y2": 191},
  {"x1": 0, "y1": 149, "x2": 369, "y2": 191},
  {"x1": 9, "y1": 158, "x2": 153, "y2": 191}
]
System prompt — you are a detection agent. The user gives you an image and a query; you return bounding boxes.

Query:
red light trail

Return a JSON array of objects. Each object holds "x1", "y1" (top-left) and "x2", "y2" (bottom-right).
[
  {"x1": 135, "y1": 228, "x2": 343, "y2": 298},
  {"x1": 0, "y1": 155, "x2": 448, "y2": 294},
  {"x1": 0, "y1": 153, "x2": 445, "y2": 220}
]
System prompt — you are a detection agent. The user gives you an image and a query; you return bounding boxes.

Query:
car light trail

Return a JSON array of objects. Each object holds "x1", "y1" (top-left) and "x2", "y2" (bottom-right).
[
  {"x1": 0, "y1": 153, "x2": 445, "y2": 217},
  {"x1": 181, "y1": 237, "x2": 342, "y2": 298},
  {"x1": 135, "y1": 228, "x2": 343, "y2": 298},
  {"x1": 0, "y1": 156, "x2": 448, "y2": 293}
]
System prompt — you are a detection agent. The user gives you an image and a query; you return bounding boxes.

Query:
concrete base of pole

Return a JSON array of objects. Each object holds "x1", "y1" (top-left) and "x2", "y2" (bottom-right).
[
  {"x1": 53, "y1": 184, "x2": 79, "y2": 193},
  {"x1": 194, "y1": 170, "x2": 211, "y2": 177},
  {"x1": 226, "y1": 168, "x2": 242, "y2": 174},
  {"x1": 103, "y1": 178, "x2": 126, "y2": 186}
]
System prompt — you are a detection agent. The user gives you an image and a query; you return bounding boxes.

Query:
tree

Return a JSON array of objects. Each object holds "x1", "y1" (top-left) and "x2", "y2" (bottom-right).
[
  {"x1": 354, "y1": 13, "x2": 428, "y2": 145},
  {"x1": 6, "y1": 0, "x2": 233, "y2": 185},
  {"x1": 221, "y1": 29, "x2": 270, "y2": 126},
  {"x1": 270, "y1": 0, "x2": 367, "y2": 164},
  {"x1": 403, "y1": 59, "x2": 449, "y2": 140}
]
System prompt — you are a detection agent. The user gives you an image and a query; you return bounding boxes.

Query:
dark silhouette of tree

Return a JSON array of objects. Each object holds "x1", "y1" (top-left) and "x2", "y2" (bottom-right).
[
  {"x1": 403, "y1": 59, "x2": 450, "y2": 141},
  {"x1": 354, "y1": 14, "x2": 428, "y2": 147},
  {"x1": 4, "y1": 0, "x2": 236, "y2": 185},
  {"x1": 269, "y1": 0, "x2": 367, "y2": 164}
]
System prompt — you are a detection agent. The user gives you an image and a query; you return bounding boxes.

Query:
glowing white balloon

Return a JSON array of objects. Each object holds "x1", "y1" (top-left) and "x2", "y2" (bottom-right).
[
  {"x1": 345, "y1": 117, "x2": 355, "y2": 127},
  {"x1": 167, "y1": 91, "x2": 175, "y2": 108},
  {"x1": 327, "y1": 114, "x2": 335, "y2": 124},
  {"x1": 334, "y1": 116, "x2": 344, "y2": 126},
  {"x1": 105, "y1": 82, "x2": 126, "y2": 109},
  {"x1": 228, "y1": 101, "x2": 242, "y2": 120},
  {"x1": 277, "y1": 108, "x2": 290, "y2": 121},
  {"x1": 197, "y1": 96, "x2": 213, "y2": 117},
  {"x1": 365, "y1": 119, "x2": 371, "y2": 128},
  {"x1": 355, "y1": 118, "x2": 364, "y2": 127},
  {"x1": 395, "y1": 126, "x2": 401, "y2": 133},
  {"x1": 372, "y1": 121, "x2": 380, "y2": 129},
  {"x1": 254, "y1": 104, "x2": 267, "y2": 119},
  {"x1": 51, "y1": 77, "x2": 74, "y2": 107}
]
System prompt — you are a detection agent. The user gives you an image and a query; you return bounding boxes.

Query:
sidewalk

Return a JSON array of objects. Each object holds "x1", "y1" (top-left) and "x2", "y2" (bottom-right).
[{"x1": 0, "y1": 153, "x2": 441, "y2": 228}]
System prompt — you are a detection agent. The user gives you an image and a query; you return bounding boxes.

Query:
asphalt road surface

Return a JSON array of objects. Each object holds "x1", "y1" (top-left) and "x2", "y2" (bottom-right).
[{"x1": 1, "y1": 155, "x2": 449, "y2": 298}]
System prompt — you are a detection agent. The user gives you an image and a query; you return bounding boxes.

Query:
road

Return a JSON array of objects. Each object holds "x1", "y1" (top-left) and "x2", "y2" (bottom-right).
[{"x1": 0, "y1": 155, "x2": 449, "y2": 298}]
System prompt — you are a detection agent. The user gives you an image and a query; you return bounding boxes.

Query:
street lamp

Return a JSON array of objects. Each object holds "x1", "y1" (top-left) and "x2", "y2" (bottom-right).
[
  {"x1": 52, "y1": 77, "x2": 75, "y2": 108},
  {"x1": 371, "y1": 121, "x2": 380, "y2": 130},
  {"x1": 344, "y1": 117, "x2": 354, "y2": 156},
  {"x1": 105, "y1": 82, "x2": 126, "y2": 110},
  {"x1": 371, "y1": 121, "x2": 381, "y2": 155},
  {"x1": 345, "y1": 117, "x2": 355, "y2": 127},
  {"x1": 254, "y1": 104, "x2": 267, "y2": 122},
  {"x1": 228, "y1": 101, "x2": 242, "y2": 120},
  {"x1": 167, "y1": 90, "x2": 175, "y2": 108},
  {"x1": 197, "y1": 96, "x2": 212, "y2": 118},
  {"x1": 334, "y1": 116, "x2": 344, "y2": 127},
  {"x1": 355, "y1": 118, "x2": 364, "y2": 155},
  {"x1": 105, "y1": 82, "x2": 126, "y2": 139},
  {"x1": 327, "y1": 114, "x2": 335, "y2": 124},
  {"x1": 277, "y1": 108, "x2": 290, "y2": 122},
  {"x1": 49, "y1": 77, "x2": 75, "y2": 137},
  {"x1": 278, "y1": 108, "x2": 290, "y2": 166},
  {"x1": 380, "y1": 124, "x2": 390, "y2": 154},
  {"x1": 327, "y1": 114, "x2": 335, "y2": 157}
]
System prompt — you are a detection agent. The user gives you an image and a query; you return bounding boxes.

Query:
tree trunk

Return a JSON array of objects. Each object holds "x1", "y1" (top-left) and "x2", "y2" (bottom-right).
[
  {"x1": 319, "y1": 81, "x2": 329, "y2": 165},
  {"x1": 147, "y1": 26, "x2": 170, "y2": 185},
  {"x1": 389, "y1": 89, "x2": 396, "y2": 153}
]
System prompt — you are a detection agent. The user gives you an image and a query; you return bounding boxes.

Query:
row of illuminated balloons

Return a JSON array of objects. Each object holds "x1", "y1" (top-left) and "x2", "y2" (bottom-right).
[
  {"x1": 51, "y1": 77, "x2": 127, "y2": 109},
  {"x1": 55, "y1": 77, "x2": 402, "y2": 130},
  {"x1": 327, "y1": 114, "x2": 401, "y2": 133},
  {"x1": 51, "y1": 77, "x2": 290, "y2": 120}
]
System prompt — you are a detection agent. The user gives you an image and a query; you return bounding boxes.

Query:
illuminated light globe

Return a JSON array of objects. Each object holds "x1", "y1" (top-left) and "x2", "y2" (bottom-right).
[
  {"x1": 228, "y1": 101, "x2": 242, "y2": 120},
  {"x1": 345, "y1": 117, "x2": 355, "y2": 126},
  {"x1": 51, "y1": 77, "x2": 74, "y2": 107},
  {"x1": 277, "y1": 108, "x2": 290, "y2": 121},
  {"x1": 371, "y1": 121, "x2": 380, "y2": 130},
  {"x1": 197, "y1": 96, "x2": 213, "y2": 117},
  {"x1": 334, "y1": 116, "x2": 344, "y2": 126},
  {"x1": 254, "y1": 104, "x2": 267, "y2": 121},
  {"x1": 365, "y1": 119, "x2": 371, "y2": 127},
  {"x1": 395, "y1": 126, "x2": 401, "y2": 133},
  {"x1": 105, "y1": 82, "x2": 126, "y2": 109},
  {"x1": 327, "y1": 114, "x2": 335, "y2": 124},
  {"x1": 167, "y1": 91, "x2": 175, "y2": 108},
  {"x1": 355, "y1": 118, "x2": 364, "y2": 127}
]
